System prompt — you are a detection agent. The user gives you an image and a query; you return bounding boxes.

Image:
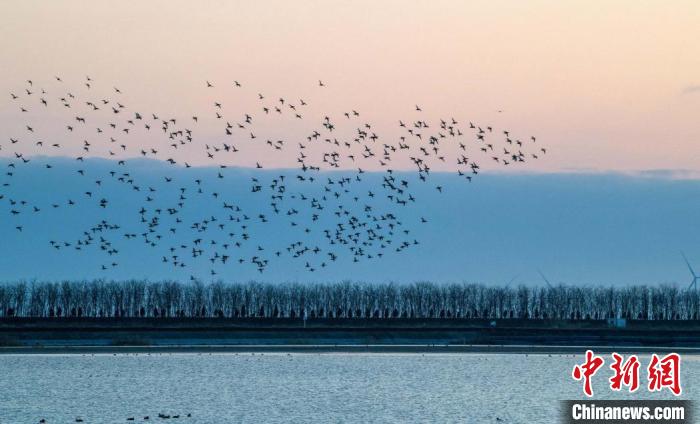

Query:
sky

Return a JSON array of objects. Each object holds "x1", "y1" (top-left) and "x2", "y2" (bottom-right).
[
  {"x1": 0, "y1": 1, "x2": 699, "y2": 285},
  {"x1": 2, "y1": 158, "x2": 700, "y2": 286},
  {"x1": 0, "y1": 1, "x2": 698, "y2": 173}
]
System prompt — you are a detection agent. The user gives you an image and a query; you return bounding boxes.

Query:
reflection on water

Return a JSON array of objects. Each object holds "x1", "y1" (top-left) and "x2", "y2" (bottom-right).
[{"x1": 0, "y1": 353, "x2": 696, "y2": 423}]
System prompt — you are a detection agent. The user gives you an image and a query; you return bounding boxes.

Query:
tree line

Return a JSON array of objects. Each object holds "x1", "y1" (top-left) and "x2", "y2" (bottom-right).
[{"x1": 0, "y1": 280, "x2": 698, "y2": 320}]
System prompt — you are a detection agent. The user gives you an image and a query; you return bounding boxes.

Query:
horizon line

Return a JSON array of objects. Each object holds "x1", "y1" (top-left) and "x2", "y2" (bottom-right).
[{"x1": 3, "y1": 154, "x2": 700, "y2": 180}]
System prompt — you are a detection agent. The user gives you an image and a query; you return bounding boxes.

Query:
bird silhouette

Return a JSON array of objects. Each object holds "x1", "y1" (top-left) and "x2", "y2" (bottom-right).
[{"x1": 1, "y1": 76, "x2": 549, "y2": 277}]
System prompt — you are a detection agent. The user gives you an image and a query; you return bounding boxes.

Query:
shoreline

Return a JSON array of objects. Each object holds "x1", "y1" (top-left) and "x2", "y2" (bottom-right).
[
  {"x1": 3, "y1": 318, "x2": 700, "y2": 354},
  {"x1": 2, "y1": 344, "x2": 700, "y2": 355}
]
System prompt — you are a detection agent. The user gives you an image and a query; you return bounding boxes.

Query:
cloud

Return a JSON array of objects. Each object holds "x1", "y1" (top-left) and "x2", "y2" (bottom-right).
[
  {"x1": 682, "y1": 85, "x2": 700, "y2": 95},
  {"x1": 633, "y1": 168, "x2": 700, "y2": 180}
]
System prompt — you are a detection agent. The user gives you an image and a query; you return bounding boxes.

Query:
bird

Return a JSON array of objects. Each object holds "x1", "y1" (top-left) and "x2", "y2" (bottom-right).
[{"x1": 0, "y1": 75, "x2": 548, "y2": 277}]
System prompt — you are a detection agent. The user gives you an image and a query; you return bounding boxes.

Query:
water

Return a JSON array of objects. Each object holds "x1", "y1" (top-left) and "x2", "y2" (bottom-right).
[{"x1": 0, "y1": 353, "x2": 697, "y2": 423}]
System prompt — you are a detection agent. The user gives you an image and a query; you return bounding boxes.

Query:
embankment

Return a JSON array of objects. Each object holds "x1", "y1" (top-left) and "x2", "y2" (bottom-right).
[{"x1": 1, "y1": 318, "x2": 700, "y2": 353}]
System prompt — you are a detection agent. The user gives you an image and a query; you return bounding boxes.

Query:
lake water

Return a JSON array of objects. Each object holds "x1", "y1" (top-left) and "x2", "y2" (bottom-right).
[{"x1": 0, "y1": 353, "x2": 697, "y2": 423}]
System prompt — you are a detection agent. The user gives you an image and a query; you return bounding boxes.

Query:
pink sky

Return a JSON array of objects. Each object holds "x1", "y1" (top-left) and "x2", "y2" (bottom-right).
[{"x1": 1, "y1": 1, "x2": 699, "y2": 173}]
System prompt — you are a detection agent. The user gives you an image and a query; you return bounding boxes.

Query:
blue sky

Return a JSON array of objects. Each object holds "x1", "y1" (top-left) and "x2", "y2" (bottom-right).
[{"x1": 1, "y1": 157, "x2": 699, "y2": 286}]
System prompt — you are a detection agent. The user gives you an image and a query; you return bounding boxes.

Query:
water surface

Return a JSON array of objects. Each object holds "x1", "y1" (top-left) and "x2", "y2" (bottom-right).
[{"x1": 0, "y1": 353, "x2": 697, "y2": 423}]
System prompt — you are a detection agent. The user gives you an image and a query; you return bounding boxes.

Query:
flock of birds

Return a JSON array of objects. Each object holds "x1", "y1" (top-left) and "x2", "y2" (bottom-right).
[
  {"x1": 40, "y1": 412, "x2": 191, "y2": 423},
  {"x1": 2, "y1": 77, "x2": 548, "y2": 277}
]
